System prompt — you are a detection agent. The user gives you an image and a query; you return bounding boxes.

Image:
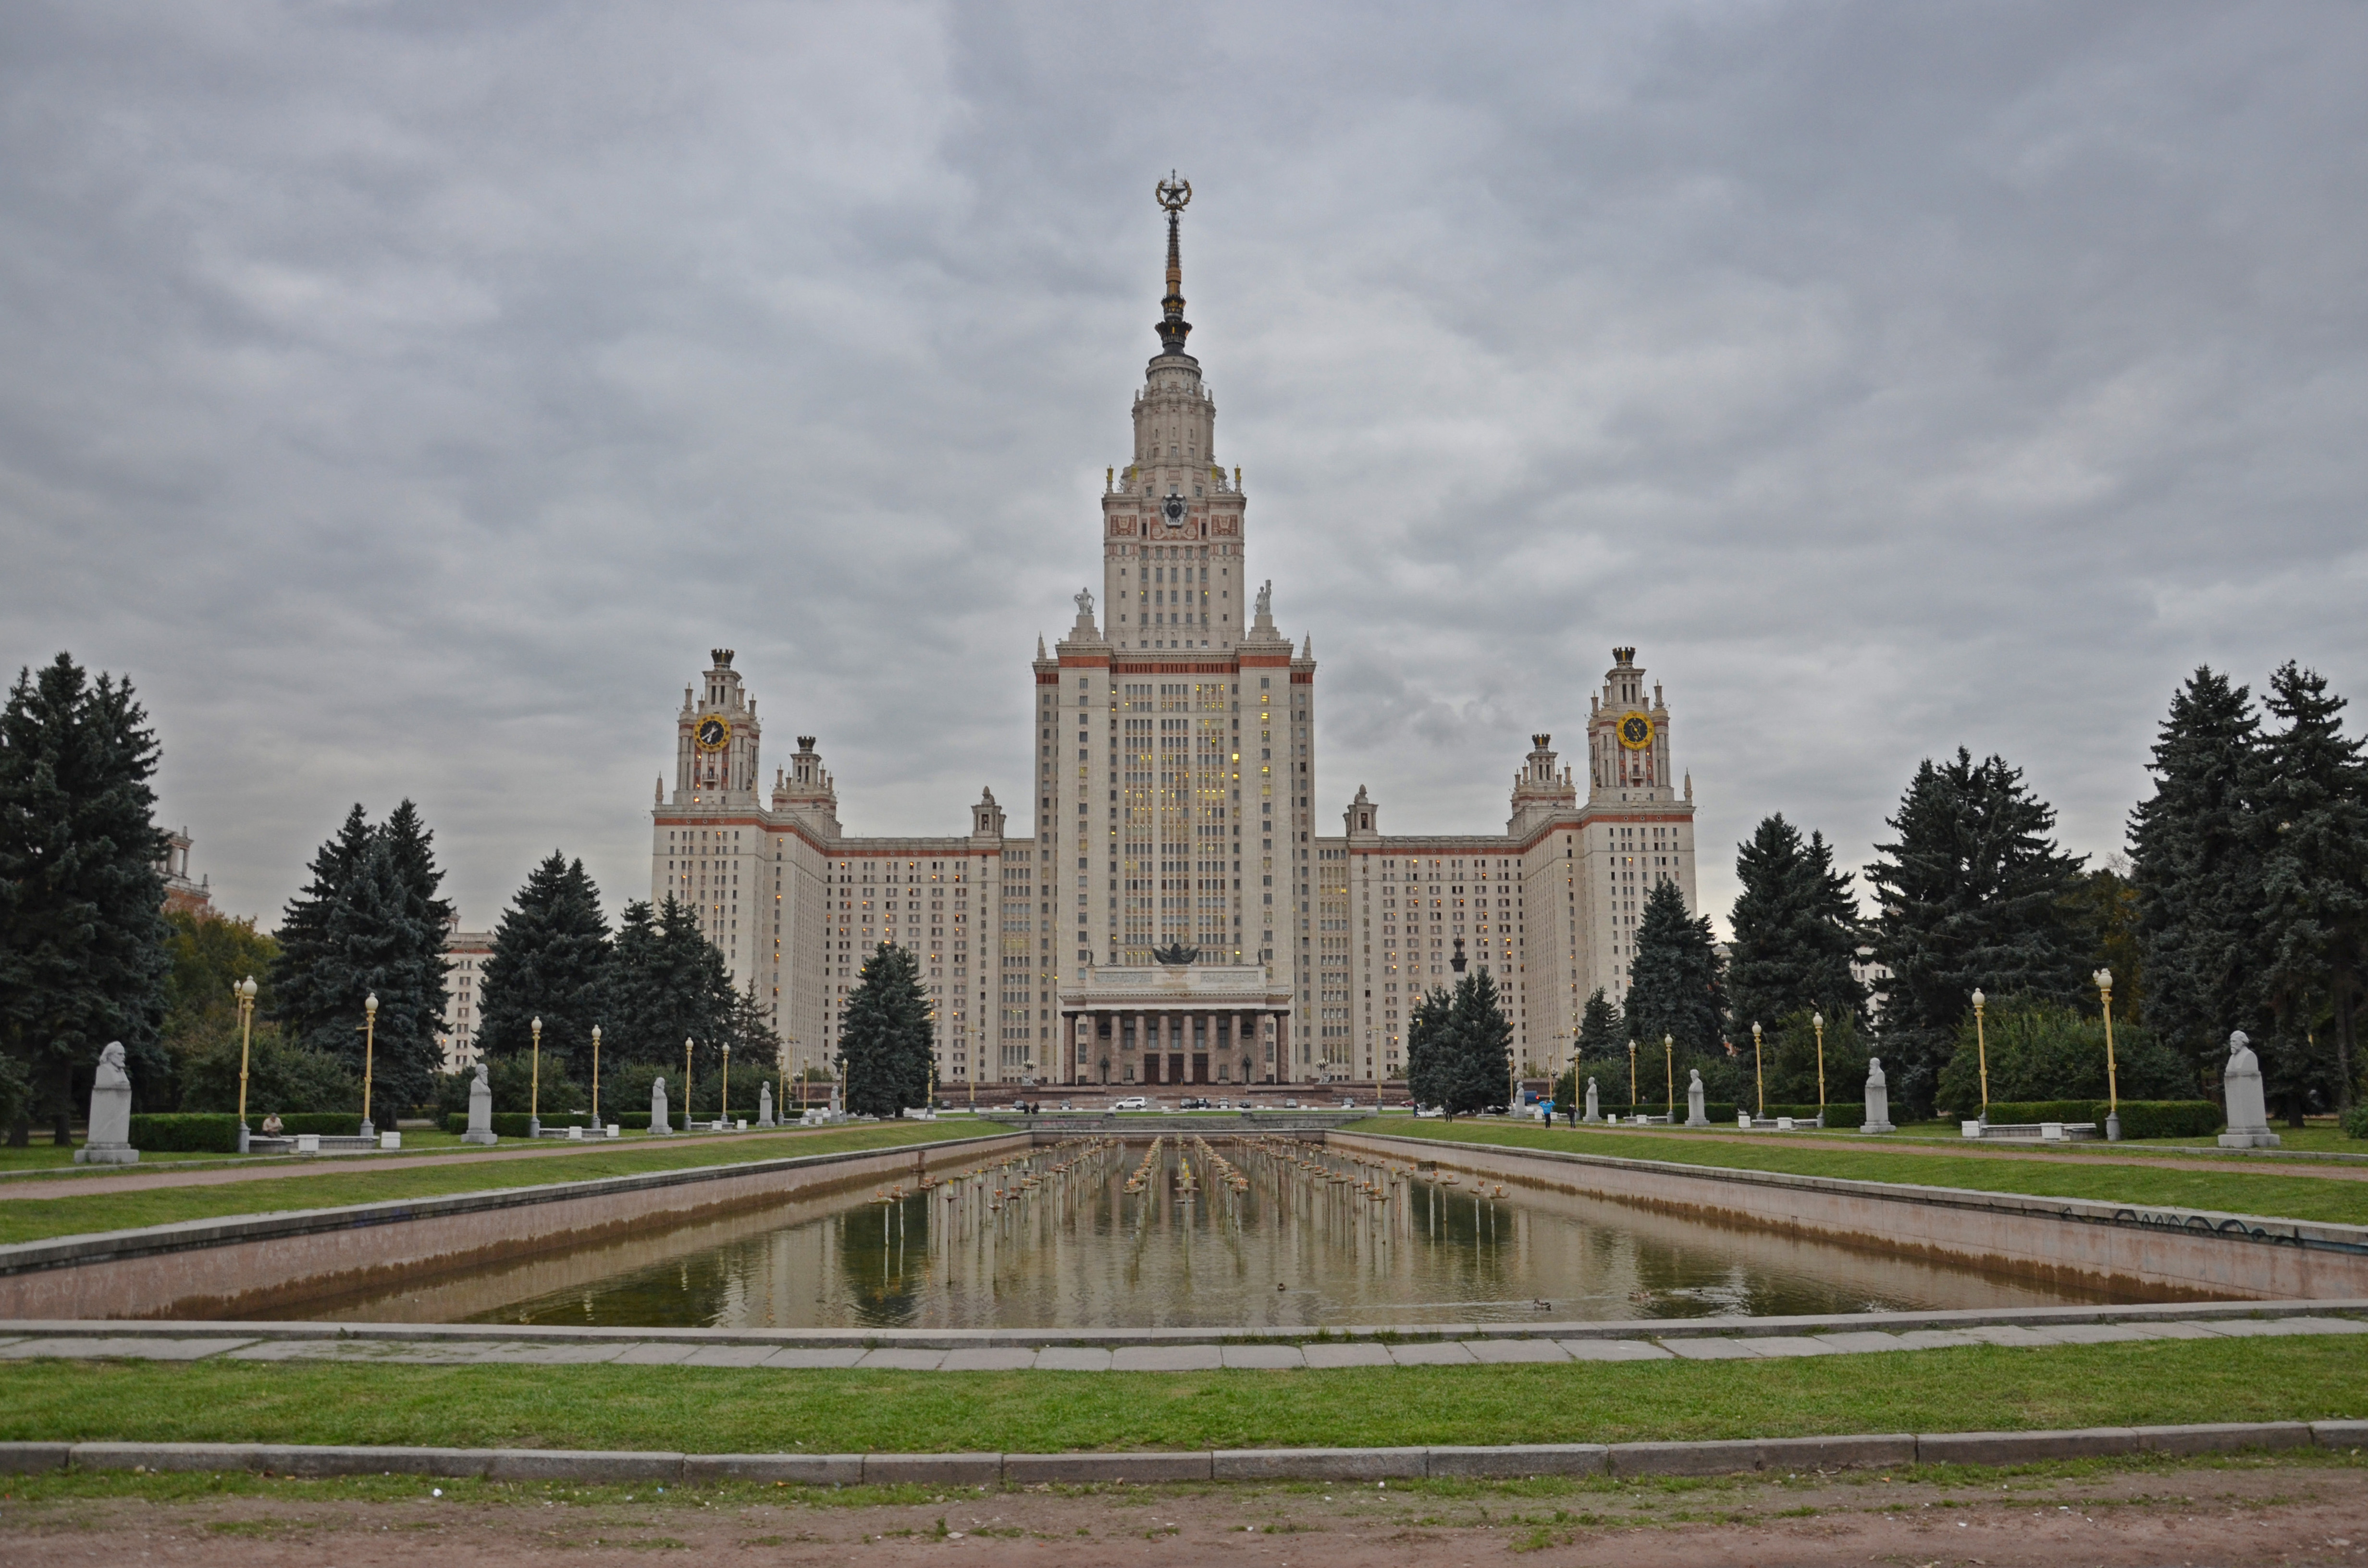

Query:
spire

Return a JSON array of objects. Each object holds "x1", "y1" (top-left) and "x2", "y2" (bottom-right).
[{"x1": 1155, "y1": 173, "x2": 1193, "y2": 357}]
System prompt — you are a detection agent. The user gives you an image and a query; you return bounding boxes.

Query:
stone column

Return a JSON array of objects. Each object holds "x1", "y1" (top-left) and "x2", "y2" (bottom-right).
[{"x1": 1136, "y1": 1010, "x2": 1149, "y2": 1085}]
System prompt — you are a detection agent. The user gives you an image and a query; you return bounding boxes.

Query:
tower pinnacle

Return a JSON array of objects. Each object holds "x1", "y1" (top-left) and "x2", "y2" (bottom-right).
[{"x1": 1155, "y1": 173, "x2": 1193, "y2": 357}]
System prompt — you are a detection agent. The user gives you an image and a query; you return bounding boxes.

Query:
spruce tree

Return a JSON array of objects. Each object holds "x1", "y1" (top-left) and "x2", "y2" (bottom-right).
[
  {"x1": 1443, "y1": 965, "x2": 1514, "y2": 1115},
  {"x1": 1727, "y1": 814, "x2": 1865, "y2": 1033},
  {"x1": 1865, "y1": 749, "x2": 2087, "y2": 1116},
  {"x1": 2256, "y1": 662, "x2": 2368, "y2": 1115},
  {"x1": 602, "y1": 895, "x2": 732, "y2": 1070},
  {"x1": 1622, "y1": 879, "x2": 1727, "y2": 1065},
  {"x1": 0, "y1": 653, "x2": 173, "y2": 1141},
  {"x1": 838, "y1": 942, "x2": 932, "y2": 1115},
  {"x1": 1574, "y1": 987, "x2": 1626, "y2": 1102},
  {"x1": 2128, "y1": 668, "x2": 2271, "y2": 1072},
  {"x1": 721, "y1": 981, "x2": 787, "y2": 1111},
  {"x1": 477, "y1": 854, "x2": 613, "y2": 1085},
  {"x1": 1404, "y1": 984, "x2": 1455, "y2": 1115},
  {"x1": 269, "y1": 804, "x2": 376, "y2": 1053}
]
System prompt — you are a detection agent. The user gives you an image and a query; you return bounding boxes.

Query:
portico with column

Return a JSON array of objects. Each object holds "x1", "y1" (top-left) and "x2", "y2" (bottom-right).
[{"x1": 1061, "y1": 961, "x2": 1294, "y2": 1086}]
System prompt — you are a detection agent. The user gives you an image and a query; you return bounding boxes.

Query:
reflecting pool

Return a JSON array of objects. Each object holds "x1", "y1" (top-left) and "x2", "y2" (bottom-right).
[{"x1": 300, "y1": 1135, "x2": 2152, "y2": 1328}]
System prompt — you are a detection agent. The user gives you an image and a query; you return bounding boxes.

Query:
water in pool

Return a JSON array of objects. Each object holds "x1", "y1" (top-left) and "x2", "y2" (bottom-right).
[{"x1": 302, "y1": 1135, "x2": 2143, "y2": 1328}]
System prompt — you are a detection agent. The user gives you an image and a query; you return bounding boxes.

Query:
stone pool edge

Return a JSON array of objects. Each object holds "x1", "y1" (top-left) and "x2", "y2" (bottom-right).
[{"x1": 4, "y1": 1421, "x2": 2363, "y2": 1486}]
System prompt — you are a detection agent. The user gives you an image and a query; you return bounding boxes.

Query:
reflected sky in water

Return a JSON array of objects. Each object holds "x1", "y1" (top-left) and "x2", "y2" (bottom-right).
[{"x1": 306, "y1": 1137, "x2": 2144, "y2": 1329}]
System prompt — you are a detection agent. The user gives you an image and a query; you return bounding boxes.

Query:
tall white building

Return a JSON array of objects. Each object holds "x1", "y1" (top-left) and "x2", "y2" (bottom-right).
[{"x1": 649, "y1": 183, "x2": 1700, "y2": 1091}]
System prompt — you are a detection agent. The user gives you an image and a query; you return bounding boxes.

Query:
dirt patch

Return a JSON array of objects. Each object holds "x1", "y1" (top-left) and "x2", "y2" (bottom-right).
[{"x1": 5, "y1": 1454, "x2": 2366, "y2": 1565}]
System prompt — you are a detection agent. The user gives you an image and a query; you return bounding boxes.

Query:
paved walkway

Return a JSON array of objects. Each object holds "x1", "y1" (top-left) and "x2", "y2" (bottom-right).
[{"x1": 4, "y1": 1314, "x2": 2360, "y2": 1372}]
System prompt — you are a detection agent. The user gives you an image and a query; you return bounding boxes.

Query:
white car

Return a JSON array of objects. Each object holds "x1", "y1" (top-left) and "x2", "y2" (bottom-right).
[
  {"x1": 1111, "y1": 1096, "x2": 1150, "y2": 1111},
  {"x1": 1414, "y1": 1105, "x2": 1443, "y2": 1119}
]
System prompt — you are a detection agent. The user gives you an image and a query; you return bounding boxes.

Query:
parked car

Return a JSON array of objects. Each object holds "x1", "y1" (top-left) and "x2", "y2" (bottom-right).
[
  {"x1": 1111, "y1": 1096, "x2": 1150, "y2": 1111},
  {"x1": 1414, "y1": 1105, "x2": 1443, "y2": 1118}
]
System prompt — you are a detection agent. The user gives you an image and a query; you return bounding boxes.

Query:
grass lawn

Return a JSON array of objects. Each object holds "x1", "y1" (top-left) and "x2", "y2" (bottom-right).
[
  {"x1": 0, "y1": 1122, "x2": 997, "y2": 1247},
  {"x1": 0, "y1": 1336, "x2": 2361, "y2": 1453},
  {"x1": 1365, "y1": 1119, "x2": 2368, "y2": 1227}
]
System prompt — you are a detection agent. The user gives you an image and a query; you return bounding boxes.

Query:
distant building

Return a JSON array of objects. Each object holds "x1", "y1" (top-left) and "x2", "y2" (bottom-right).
[
  {"x1": 437, "y1": 920, "x2": 493, "y2": 1072},
  {"x1": 158, "y1": 828, "x2": 214, "y2": 918}
]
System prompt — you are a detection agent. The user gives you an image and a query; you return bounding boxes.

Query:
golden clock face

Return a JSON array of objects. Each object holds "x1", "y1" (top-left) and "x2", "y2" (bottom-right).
[
  {"x1": 694, "y1": 715, "x2": 731, "y2": 753},
  {"x1": 1617, "y1": 711, "x2": 1653, "y2": 750}
]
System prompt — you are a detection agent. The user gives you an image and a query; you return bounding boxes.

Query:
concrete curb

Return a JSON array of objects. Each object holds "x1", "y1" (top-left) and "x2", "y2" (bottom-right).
[{"x1": 2, "y1": 1421, "x2": 2349, "y2": 1486}]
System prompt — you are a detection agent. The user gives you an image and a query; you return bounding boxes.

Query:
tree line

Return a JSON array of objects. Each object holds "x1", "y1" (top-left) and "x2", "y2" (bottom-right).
[{"x1": 1597, "y1": 661, "x2": 2364, "y2": 1124}]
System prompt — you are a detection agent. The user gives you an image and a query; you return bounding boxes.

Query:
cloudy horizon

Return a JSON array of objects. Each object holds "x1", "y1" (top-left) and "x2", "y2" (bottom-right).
[{"x1": 4, "y1": 1, "x2": 2364, "y2": 940}]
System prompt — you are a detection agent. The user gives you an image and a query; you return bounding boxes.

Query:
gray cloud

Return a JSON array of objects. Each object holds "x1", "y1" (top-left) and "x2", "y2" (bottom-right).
[{"x1": 3, "y1": 1, "x2": 2363, "y2": 936}]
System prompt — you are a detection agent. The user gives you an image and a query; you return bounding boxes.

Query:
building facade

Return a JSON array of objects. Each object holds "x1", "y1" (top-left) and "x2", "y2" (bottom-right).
[
  {"x1": 649, "y1": 187, "x2": 1701, "y2": 1091},
  {"x1": 436, "y1": 921, "x2": 493, "y2": 1072}
]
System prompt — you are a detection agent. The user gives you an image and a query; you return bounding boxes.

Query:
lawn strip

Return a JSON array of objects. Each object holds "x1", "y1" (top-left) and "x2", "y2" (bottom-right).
[
  {"x1": 0, "y1": 1122, "x2": 988, "y2": 1247},
  {"x1": 1368, "y1": 1119, "x2": 2368, "y2": 1226},
  {"x1": 0, "y1": 1336, "x2": 2361, "y2": 1453}
]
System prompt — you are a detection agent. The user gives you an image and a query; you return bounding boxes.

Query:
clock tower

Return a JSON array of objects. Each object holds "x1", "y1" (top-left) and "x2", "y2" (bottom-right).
[{"x1": 673, "y1": 648, "x2": 762, "y2": 807}]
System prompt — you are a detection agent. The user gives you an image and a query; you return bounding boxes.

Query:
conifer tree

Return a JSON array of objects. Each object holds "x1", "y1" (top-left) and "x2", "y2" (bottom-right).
[
  {"x1": 1866, "y1": 749, "x2": 2087, "y2": 1115},
  {"x1": 1444, "y1": 965, "x2": 1515, "y2": 1115},
  {"x1": 602, "y1": 895, "x2": 732, "y2": 1069},
  {"x1": 478, "y1": 854, "x2": 613, "y2": 1084},
  {"x1": 0, "y1": 654, "x2": 173, "y2": 1141},
  {"x1": 2256, "y1": 662, "x2": 2368, "y2": 1114},
  {"x1": 837, "y1": 942, "x2": 932, "y2": 1115},
  {"x1": 1727, "y1": 814, "x2": 1865, "y2": 1033},
  {"x1": 2128, "y1": 668, "x2": 2271, "y2": 1070},
  {"x1": 269, "y1": 804, "x2": 376, "y2": 1052},
  {"x1": 1404, "y1": 984, "x2": 1455, "y2": 1115},
  {"x1": 1622, "y1": 880, "x2": 1727, "y2": 1065},
  {"x1": 1572, "y1": 987, "x2": 1627, "y2": 1103},
  {"x1": 721, "y1": 981, "x2": 787, "y2": 1111}
]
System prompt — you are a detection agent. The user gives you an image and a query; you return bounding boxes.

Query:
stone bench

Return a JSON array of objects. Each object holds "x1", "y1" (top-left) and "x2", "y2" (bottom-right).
[
  {"x1": 533, "y1": 1125, "x2": 623, "y2": 1140},
  {"x1": 1739, "y1": 1115, "x2": 1823, "y2": 1131},
  {"x1": 1962, "y1": 1120, "x2": 2100, "y2": 1142}
]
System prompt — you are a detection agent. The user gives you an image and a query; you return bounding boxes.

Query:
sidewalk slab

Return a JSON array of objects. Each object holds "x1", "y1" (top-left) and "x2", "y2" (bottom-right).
[
  {"x1": 610, "y1": 1343, "x2": 698, "y2": 1365},
  {"x1": 1813, "y1": 1331, "x2": 1909, "y2": 1354},
  {"x1": 1427, "y1": 1445, "x2": 1606, "y2": 1478},
  {"x1": 1386, "y1": 1341, "x2": 1477, "y2": 1366},
  {"x1": 470, "y1": 1343, "x2": 625, "y2": 1365},
  {"x1": 1463, "y1": 1339, "x2": 1569, "y2": 1365},
  {"x1": 760, "y1": 1347, "x2": 865, "y2": 1369},
  {"x1": 1958, "y1": 1324, "x2": 2062, "y2": 1348},
  {"x1": 486, "y1": 1449, "x2": 683, "y2": 1483},
  {"x1": 855, "y1": 1348, "x2": 947, "y2": 1372},
  {"x1": 1219, "y1": 1344, "x2": 1306, "y2": 1369},
  {"x1": 1915, "y1": 1428, "x2": 2140, "y2": 1465},
  {"x1": 1112, "y1": 1345, "x2": 1221, "y2": 1372},
  {"x1": 1558, "y1": 1339, "x2": 1670, "y2": 1362},
  {"x1": 1300, "y1": 1342, "x2": 1393, "y2": 1369},
  {"x1": 2036, "y1": 1323, "x2": 2153, "y2": 1346},
  {"x1": 937, "y1": 1347, "x2": 1038, "y2": 1372},
  {"x1": 1004, "y1": 1451, "x2": 1212, "y2": 1483},
  {"x1": 2129, "y1": 1320, "x2": 2233, "y2": 1341},
  {"x1": 676, "y1": 1345, "x2": 779, "y2": 1368},
  {"x1": 1891, "y1": 1329, "x2": 1984, "y2": 1350},
  {"x1": 0, "y1": 1442, "x2": 72, "y2": 1473},
  {"x1": 683, "y1": 1453, "x2": 863, "y2": 1485},
  {"x1": 0, "y1": 1336, "x2": 252, "y2": 1361},
  {"x1": 1213, "y1": 1446, "x2": 1425, "y2": 1481},
  {"x1": 1663, "y1": 1338, "x2": 1760, "y2": 1360},
  {"x1": 1034, "y1": 1346, "x2": 1112, "y2": 1372},
  {"x1": 1739, "y1": 1336, "x2": 1836, "y2": 1359},
  {"x1": 863, "y1": 1452, "x2": 1001, "y2": 1486},
  {"x1": 2135, "y1": 1422, "x2": 2313, "y2": 1455}
]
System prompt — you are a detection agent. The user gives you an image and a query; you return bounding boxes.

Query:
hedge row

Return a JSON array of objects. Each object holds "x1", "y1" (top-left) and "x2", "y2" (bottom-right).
[
  {"x1": 126, "y1": 1113, "x2": 240, "y2": 1152},
  {"x1": 1971, "y1": 1100, "x2": 2223, "y2": 1139},
  {"x1": 440, "y1": 1111, "x2": 671, "y2": 1137}
]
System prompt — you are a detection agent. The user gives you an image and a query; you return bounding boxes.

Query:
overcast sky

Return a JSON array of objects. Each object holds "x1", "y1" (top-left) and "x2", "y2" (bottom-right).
[{"x1": 4, "y1": 1, "x2": 2364, "y2": 939}]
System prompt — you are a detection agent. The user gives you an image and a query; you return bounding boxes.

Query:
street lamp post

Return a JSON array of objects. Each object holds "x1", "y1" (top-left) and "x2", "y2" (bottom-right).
[
  {"x1": 722, "y1": 1042, "x2": 731, "y2": 1128},
  {"x1": 591, "y1": 1025, "x2": 602, "y2": 1127},
  {"x1": 1972, "y1": 989, "x2": 1989, "y2": 1126},
  {"x1": 1751, "y1": 1020, "x2": 1764, "y2": 1120},
  {"x1": 1813, "y1": 1012, "x2": 1827, "y2": 1125},
  {"x1": 234, "y1": 976, "x2": 258, "y2": 1153},
  {"x1": 2095, "y1": 969, "x2": 2121, "y2": 1142},
  {"x1": 1627, "y1": 1038, "x2": 1637, "y2": 1121},
  {"x1": 361, "y1": 993, "x2": 379, "y2": 1139},
  {"x1": 1663, "y1": 1033, "x2": 1675, "y2": 1121},
  {"x1": 528, "y1": 1016, "x2": 542, "y2": 1138},
  {"x1": 683, "y1": 1036, "x2": 694, "y2": 1130}
]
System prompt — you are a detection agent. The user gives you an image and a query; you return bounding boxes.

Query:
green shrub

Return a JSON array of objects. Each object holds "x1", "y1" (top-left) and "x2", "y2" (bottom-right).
[
  {"x1": 1935, "y1": 996, "x2": 2195, "y2": 1118},
  {"x1": 126, "y1": 1113, "x2": 241, "y2": 1152},
  {"x1": 1761, "y1": 1010, "x2": 1874, "y2": 1108},
  {"x1": 2339, "y1": 1103, "x2": 2368, "y2": 1139},
  {"x1": 0, "y1": 1053, "x2": 32, "y2": 1138},
  {"x1": 2113, "y1": 1101, "x2": 2224, "y2": 1140},
  {"x1": 1822, "y1": 1102, "x2": 1867, "y2": 1130},
  {"x1": 1982, "y1": 1100, "x2": 2100, "y2": 1124},
  {"x1": 270, "y1": 1113, "x2": 366, "y2": 1137},
  {"x1": 442, "y1": 1111, "x2": 632, "y2": 1138},
  {"x1": 176, "y1": 1025, "x2": 359, "y2": 1115}
]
